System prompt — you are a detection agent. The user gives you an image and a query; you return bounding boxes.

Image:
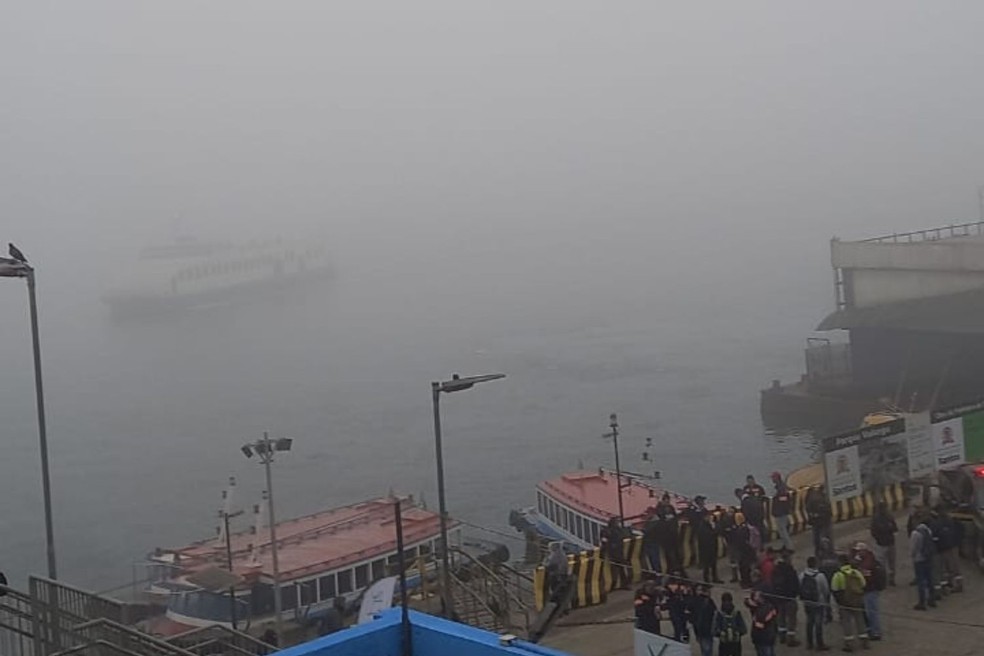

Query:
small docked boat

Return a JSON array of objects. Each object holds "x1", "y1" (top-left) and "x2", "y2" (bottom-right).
[
  {"x1": 509, "y1": 468, "x2": 695, "y2": 552},
  {"x1": 143, "y1": 493, "x2": 457, "y2": 635},
  {"x1": 102, "y1": 236, "x2": 332, "y2": 318}
]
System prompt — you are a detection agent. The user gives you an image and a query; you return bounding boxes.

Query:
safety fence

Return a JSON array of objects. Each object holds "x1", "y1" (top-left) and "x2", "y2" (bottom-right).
[{"x1": 531, "y1": 482, "x2": 906, "y2": 612}]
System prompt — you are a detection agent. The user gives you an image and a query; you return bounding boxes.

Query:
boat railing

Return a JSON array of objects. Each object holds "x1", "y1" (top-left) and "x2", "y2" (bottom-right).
[{"x1": 858, "y1": 220, "x2": 984, "y2": 244}]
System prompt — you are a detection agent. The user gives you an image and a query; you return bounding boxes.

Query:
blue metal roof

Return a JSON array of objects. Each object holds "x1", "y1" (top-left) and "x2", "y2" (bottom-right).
[{"x1": 275, "y1": 609, "x2": 573, "y2": 656}]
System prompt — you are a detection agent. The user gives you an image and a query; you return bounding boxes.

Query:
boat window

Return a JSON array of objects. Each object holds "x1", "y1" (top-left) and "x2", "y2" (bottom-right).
[
  {"x1": 355, "y1": 564, "x2": 369, "y2": 589},
  {"x1": 537, "y1": 492, "x2": 544, "y2": 514},
  {"x1": 299, "y1": 580, "x2": 317, "y2": 606},
  {"x1": 575, "y1": 515, "x2": 584, "y2": 540},
  {"x1": 281, "y1": 584, "x2": 298, "y2": 611},
  {"x1": 388, "y1": 553, "x2": 401, "y2": 566},
  {"x1": 591, "y1": 522, "x2": 600, "y2": 545},
  {"x1": 319, "y1": 574, "x2": 336, "y2": 600},
  {"x1": 567, "y1": 509, "x2": 574, "y2": 531},
  {"x1": 550, "y1": 500, "x2": 557, "y2": 523},
  {"x1": 337, "y1": 570, "x2": 353, "y2": 594},
  {"x1": 418, "y1": 542, "x2": 431, "y2": 556},
  {"x1": 371, "y1": 559, "x2": 386, "y2": 581}
]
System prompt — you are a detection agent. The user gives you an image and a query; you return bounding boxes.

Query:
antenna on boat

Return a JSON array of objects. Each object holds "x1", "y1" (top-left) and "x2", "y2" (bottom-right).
[
  {"x1": 217, "y1": 476, "x2": 237, "y2": 542},
  {"x1": 250, "y1": 493, "x2": 266, "y2": 563}
]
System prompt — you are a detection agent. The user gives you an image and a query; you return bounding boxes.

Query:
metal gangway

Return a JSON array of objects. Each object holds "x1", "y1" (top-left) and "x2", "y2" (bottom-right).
[{"x1": 0, "y1": 577, "x2": 273, "y2": 656}]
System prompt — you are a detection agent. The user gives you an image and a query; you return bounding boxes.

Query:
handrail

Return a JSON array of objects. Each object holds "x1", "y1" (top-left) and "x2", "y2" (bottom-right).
[
  {"x1": 71, "y1": 618, "x2": 197, "y2": 656},
  {"x1": 859, "y1": 220, "x2": 984, "y2": 244},
  {"x1": 448, "y1": 571, "x2": 503, "y2": 626},
  {"x1": 51, "y1": 639, "x2": 147, "y2": 656},
  {"x1": 167, "y1": 624, "x2": 273, "y2": 655},
  {"x1": 450, "y1": 548, "x2": 532, "y2": 615}
]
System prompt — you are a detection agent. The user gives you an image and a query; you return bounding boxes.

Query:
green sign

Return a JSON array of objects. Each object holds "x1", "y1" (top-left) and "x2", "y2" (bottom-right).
[{"x1": 962, "y1": 409, "x2": 984, "y2": 463}]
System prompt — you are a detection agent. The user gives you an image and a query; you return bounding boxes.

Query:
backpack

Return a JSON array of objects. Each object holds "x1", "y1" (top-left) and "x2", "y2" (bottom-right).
[
  {"x1": 718, "y1": 611, "x2": 742, "y2": 643},
  {"x1": 800, "y1": 572, "x2": 820, "y2": 602},
  {"x1": 918, "y1": 525, "x2": 935, "y2": 560},
  {"x1": 870, "y1": 560, "x2": 887, "y2": 592},
  {"x1": 845, "y1": 569, "x2": 865, "y2": 599}
]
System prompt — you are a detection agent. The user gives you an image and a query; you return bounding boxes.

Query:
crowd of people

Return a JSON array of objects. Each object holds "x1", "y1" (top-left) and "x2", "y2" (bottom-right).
[
  {"x1": 625, "y1": 473, "x2": 935, "y2": 655},
  {"x1": 542, "y1": 469, "x2": 972, "y2": 655}
]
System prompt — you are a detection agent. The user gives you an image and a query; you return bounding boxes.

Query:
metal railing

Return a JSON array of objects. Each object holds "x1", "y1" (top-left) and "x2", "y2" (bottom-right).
[
  {"x1": 69, "y1": 619, "x2": 196, "y2": 656},
  {"x1": 1, "y1": 582, "x2": 43, "y2": 656},
  {"x1": 859, "y1": 220, "x2": 984, "y2": 244},
  {"x1": 167, "y1": 625, "x2": 274, "y2": 655}
]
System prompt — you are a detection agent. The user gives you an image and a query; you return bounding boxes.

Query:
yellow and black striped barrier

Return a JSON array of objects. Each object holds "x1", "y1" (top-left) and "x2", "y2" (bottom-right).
[{"x1": 533, "y1": 548, "x2": 608, "y2": 612}]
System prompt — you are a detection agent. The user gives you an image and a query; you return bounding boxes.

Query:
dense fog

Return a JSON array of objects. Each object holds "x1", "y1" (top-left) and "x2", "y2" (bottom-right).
[{"x1": 2, "y1": 2, "x2": 983, "y2": 586}]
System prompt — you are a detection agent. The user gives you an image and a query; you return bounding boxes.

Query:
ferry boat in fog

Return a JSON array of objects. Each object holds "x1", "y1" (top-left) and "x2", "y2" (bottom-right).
[
  {"x1": 144, "y1": 493, "x2": 457, "y2": 635},
  {"x1": 102, "y1": 236, "x2": 332, "y2": 318},
  {"x1": 509, "y1": 468, "x2": 694, "y2": 551}
]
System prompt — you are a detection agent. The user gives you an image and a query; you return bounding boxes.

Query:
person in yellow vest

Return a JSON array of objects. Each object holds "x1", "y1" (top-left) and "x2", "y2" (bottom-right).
[{"x1": 829, "y1": 554, "x2": 869, "y2": 652}]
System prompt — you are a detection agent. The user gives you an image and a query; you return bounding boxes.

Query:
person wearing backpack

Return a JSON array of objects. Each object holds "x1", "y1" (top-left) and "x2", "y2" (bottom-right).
[
  {"x1": 935, "y1": 507, "x2": 963, "y2": 593},
  {"x1": 868, "y1": 501, "x2": 898, "y2": 586},
  {"x1": 830, "y1": 554, "x2": 869, "y2": 652},
  {"x1": 799, "y1": 555, "x2": 830, "y2": 651},
  {"x1": 910, "y1": 518, "x2": 936, "y2": 610},
  {"x1": 853, "y1": 543, "x2": 885, "y2": 641},
  {"x1": 714, "y1": 591, "x2": 747, "y2": 656}
]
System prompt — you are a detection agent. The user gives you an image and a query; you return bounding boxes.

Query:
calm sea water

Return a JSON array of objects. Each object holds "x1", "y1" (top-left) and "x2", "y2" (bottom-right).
[{"x1": 0, "y1": 232, "x2": 829, "y2": 591}]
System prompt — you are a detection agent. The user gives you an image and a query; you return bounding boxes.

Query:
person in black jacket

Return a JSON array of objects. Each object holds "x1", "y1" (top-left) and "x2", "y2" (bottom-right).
[
  {"x1": 720, "y1": 507, "x2": 741, "y2": 583},
  {"x1": 869, "y1": 501, "x2": 898, "y2": 586},
  {"x1": 695, "y1": 506, "x2": 724, "y2": 584},
  {"x1": 600, "y1": 517, "x2": 629, "y2": 590},
  {"x1": 634, "y1": 580, "x2": 665, "y2": 635},
  {"x1": 689, "y1": 583, "x2": 718, "y2": 656},
  {"x1": 805, "y1": 486, "x2": 833, "y2": 557},
  {"x1": 740, "y1": 493, "x2": 766, "y2": 550},
  {"x1": 769, "y1": 472, "x2": 794, "y2": 552},
  {"x1": 642, "y1": 510, "x2": 663, "y2": 578},
  {"x1": 746, "y1": 590, "x2": 778, "y2": 656},
  {"x1": 666, "y1": 570, "x2": 692, "y2": 643},
  {"x1": 656, "y1": 493, "x2": 683, "y2": 573},
  {"x1": 770, "y1": 550, "x2": 800, "y2": 647}
]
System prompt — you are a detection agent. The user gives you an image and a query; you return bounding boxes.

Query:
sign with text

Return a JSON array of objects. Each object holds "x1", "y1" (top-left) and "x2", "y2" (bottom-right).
[
  {"x1": 904, "y1": 412, "x2": 936, "y2": 479},
  {"x1": 822, "y1": 418, "x2": 907, "y2": 502}
]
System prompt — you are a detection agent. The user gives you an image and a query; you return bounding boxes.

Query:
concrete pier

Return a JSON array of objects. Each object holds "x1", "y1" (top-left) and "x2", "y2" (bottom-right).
[{"x1": 543, "y1": 514, "x2": 982, "y2": 656}]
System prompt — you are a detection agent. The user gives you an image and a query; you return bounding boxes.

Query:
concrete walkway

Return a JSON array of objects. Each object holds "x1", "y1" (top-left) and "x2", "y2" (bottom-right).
[{"x1": 543, "y1": 515, "x2": 983, "y2": 656}]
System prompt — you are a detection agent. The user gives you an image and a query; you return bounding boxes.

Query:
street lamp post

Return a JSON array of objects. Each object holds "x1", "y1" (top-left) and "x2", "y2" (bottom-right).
[
  {"x1": 430, "y1": 372, "x2": 505, "y2": 618},
  {"x1": 1, "y1": 249, "x2": 57, "y2": 579},
  {"x1": 241, "y1": 432, "x2": 293, "y2": 643},
  {"x1": 222, "y1": 509, "x2": 245, "y2": 629}
]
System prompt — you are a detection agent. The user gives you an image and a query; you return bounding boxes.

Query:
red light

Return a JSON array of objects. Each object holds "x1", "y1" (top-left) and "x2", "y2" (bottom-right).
[{"x1": 975, "y1": 466, "x2": 984, "y2": 478}]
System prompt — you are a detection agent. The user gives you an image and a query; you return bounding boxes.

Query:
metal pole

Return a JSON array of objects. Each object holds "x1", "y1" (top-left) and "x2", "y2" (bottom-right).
[
  {"x1": 610, "y1": 413, "x2": 625, "y2": 526},
  {"x1": 262, "y1": 431, "x2": 284, "y2": 643},
  {"x1": 224, "y1": 512, "x2": 238, "y2": 630},
  {"x1": 394, "y1": 500, "x2": 412, "y2": 656},
  {"x1": 431, "y1": 382, "x2": 453, "y2": 618},
  {"x1": 26, "y1": 270, "x2": 57, "y2": 579}
]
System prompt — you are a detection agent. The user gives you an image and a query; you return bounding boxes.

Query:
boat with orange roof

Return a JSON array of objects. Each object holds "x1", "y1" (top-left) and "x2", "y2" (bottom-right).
[
  {"x1": 143, "y1": 492, "x2": 457, "y2": 635},
  {"x1": 509, "y1": 468, "x2": 696, "y2": 551}
]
